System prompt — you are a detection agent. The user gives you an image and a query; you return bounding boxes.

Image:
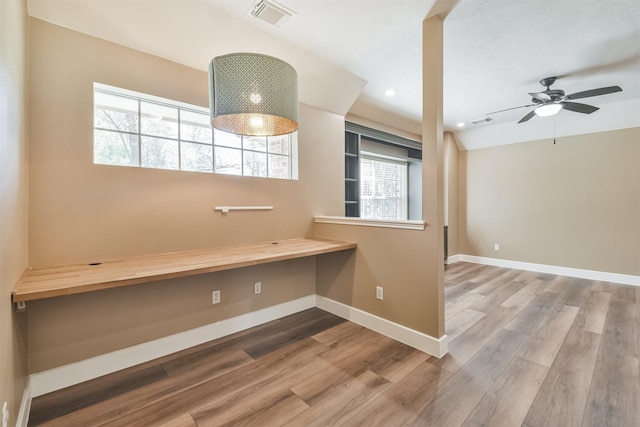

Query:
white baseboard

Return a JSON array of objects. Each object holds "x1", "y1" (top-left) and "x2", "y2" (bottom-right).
[
  {"x1": 27, "y1": 293, "x2": 449, "y2": 401},
  {"x1": 316, "y1": 296, "x2": 448, "y2": 358},
  {"x1": 29, "y1": 295, "x2": 316, "y2": 398},
  {"x1": 454, "y1": 254, "x2": 640, "y2": 287},
  {"x1": 16, "y1": 378, "x2": 31, "y2": 427},
  {"x1": 445, "y1": 254, "x2": 462, "y2": 264}
]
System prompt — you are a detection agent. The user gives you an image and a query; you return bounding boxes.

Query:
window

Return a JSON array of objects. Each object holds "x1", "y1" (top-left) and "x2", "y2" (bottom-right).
[
  {"x1": 93, "y1": 83, "x2": 297, "y2": 179},
  {"x1": 345, "y1": 122, "x2": 422, "y2": 221},
  {"x1": 360, "y1": 153, "x2": 408, "y2": 220}
]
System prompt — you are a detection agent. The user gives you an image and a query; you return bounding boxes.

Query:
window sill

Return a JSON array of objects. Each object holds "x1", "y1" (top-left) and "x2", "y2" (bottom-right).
[{"x1": 314, "y1": 216, "x2": 426, "y2": 230}]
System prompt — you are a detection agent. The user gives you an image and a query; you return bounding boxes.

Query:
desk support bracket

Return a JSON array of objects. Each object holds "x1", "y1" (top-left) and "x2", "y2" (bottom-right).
[{"x1": 15, "y1": 300, "x2": 26, "y2": 312}]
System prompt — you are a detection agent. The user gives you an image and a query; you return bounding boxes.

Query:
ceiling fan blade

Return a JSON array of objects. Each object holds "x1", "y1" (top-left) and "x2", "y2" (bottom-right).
[
  {"x1": 560, "y1": 101, "x2": 599, "y2": 114},
  {"x1": 565, "y1": 86, "x2": 622, "y2": 100},
  {"x1": 486, "y1": 104, "x2": 534, "y2": 115},
  {"x1": 517, "y1": 110, "x2": 536, "y2": 123},
  {"x1": 529, "y1": 92, "x2": 551, "y2": 102}
]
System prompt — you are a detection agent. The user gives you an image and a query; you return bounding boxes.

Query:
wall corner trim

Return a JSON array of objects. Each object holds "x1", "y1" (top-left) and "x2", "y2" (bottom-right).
[
  {"x1": 316, "y1": 295, "x2": 448, "y2": 358},
  {"x1": 455, "y1": 254, "x2": 640, "y2": 287},
  {"x1": 17, "y1": 377, "x2": 32, "y2": 427},
  {"x1": 445, "y1": 254, "x2": 462, "y2": 264}
]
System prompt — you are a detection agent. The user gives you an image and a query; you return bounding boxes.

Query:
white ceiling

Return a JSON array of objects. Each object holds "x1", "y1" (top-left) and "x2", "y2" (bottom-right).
[{"x1": 28, "y1": 0, "x2": 640, "y2": 148}]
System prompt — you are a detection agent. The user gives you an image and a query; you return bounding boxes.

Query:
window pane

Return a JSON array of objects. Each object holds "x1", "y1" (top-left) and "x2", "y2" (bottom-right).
[
  {"x1": 243, "y1": 151, "x2": 267, "y2": 177},
  {"x1": 214, "y1": 129, "x2": 242, "y2": 148},
  {"x1": 141, "y1": 136, "x2": 179, "y2": 170},
  {"x1": 360, "y1": 156, "x2": 407, "y2": 221},
  {"x1": 268, "y1": 135, "x2": 289, "y2": 155},
  {"x1": 180, "y1": 110, "x2": 212, "y2": 144},
  {"x1": 215, "y1": 146, "x2": 242, "y2": 175},
  {"x1": 244, "y1": 136, "x2": 267, "y2": 152},
  {"x1": 94, "y1": 129, "x2": 139, "y2": 166},
  {"x1": 141, "y1": 102, "x2": 179, "y2": 139},
  {"x1": 182, "y1": 142, "x2": 213, "y2": 172},
  {"x1": 94, "y1": 92, "x2": 138, "y2": 133},
  {"x1": 93, "y1": 85, "x2": 294, "y2": 180},
  {"x1": 268, "y1": 154, "x2": 290, "y2": 179}
]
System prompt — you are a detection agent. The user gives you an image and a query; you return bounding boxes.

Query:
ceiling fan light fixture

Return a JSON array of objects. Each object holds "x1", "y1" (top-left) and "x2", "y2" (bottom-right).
[
  {"x1": 209, "y1": 53, "x2": 299, "y2": 136},
  {"x1": 534, "y1": 103, "x2": 562, "y2": 117}
]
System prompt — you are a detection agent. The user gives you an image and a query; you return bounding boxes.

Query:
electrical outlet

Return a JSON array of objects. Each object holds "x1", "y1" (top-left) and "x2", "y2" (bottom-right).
[
  {"x1": 212, "y1": 290, "x2": 221, "y2": 304},
  {"x1": 2, "y1": 401, "x2": 8, "y2": 427},
  {"x1": 376, "y1": 286, "x2": 384, "y2": 300},
  {"x1": 254, "y1": 281, "x2": 262, "y2": 294},
  {"x1": 494, "y1": 243, "x2": 500, "y2": 251}
]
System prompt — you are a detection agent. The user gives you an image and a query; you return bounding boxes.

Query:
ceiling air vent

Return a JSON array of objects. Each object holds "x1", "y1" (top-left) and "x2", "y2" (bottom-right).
[
  {"x1": 249, "y1": 0, "x2": 296, "y2": 28},
  {"x1": 470, "y1": 117, "x2": 493, "y2": 125}
]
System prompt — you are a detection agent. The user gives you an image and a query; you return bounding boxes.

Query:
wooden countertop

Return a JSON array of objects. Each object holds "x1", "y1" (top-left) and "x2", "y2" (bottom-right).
[{"x1": 11, "y1": 238, "x2": 356, "y2": 302}]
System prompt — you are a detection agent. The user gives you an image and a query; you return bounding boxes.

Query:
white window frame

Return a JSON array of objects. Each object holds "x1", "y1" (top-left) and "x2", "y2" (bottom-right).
[
  {"x1": 359, "y1": 150, "x2": 409, "y2": 221},
  {"x1": 93, "y1": 83, "x2": 298, "y2": 180},
  {"x1": 345, "y1": 123, "x2": 422, "y2": 221}
]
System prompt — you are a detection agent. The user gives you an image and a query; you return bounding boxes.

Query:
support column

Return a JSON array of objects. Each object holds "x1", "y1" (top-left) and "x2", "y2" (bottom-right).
[{"x1": 422, "y1": 15, "x2": 445, "y2": 338}]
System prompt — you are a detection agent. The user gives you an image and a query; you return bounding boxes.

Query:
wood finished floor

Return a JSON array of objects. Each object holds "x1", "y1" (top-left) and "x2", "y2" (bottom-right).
[{"x1": 29, "y1": 262, "x2": 640, "y2": 426}]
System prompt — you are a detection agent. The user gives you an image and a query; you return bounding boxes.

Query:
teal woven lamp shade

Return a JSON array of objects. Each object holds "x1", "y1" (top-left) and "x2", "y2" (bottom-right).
[{"x1": 209, "y1": 53, "x2": 299, "y2": 136}]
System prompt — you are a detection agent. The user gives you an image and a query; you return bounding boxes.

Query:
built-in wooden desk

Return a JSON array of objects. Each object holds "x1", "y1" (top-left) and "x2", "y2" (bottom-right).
[{"x1": 11, "y1": 238, "x2": 356, "y2": 303}]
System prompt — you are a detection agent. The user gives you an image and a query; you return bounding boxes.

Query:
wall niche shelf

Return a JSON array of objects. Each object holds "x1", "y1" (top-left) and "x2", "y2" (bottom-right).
[{"x1": 345, "y1": 131, "x2": 360, "y2": 217}]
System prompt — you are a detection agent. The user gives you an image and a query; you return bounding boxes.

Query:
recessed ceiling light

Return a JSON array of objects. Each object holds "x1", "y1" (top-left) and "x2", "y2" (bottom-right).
[
  {"x1": 456, "y1": 122, "x2": 466, "y2": 127},
  {"x1": 385, "y1": 89, "x2": 397, "y2": 97}
]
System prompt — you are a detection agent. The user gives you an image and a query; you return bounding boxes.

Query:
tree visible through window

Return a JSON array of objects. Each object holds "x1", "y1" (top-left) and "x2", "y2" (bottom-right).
[
  {"x1": 345, "y1": 125, "x2": 421, "y2": 220},
  {"x1": 93, "y1": 83, "x2": 297, "y2": 179},
  {"x1": 360, "y1": 154, "x2": 408, "y2": 221}
]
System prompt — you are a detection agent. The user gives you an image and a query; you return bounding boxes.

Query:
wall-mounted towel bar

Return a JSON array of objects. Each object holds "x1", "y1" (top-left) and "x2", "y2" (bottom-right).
[{"x1": 214, "y1": 206, "x2": 274, "y2": 213}]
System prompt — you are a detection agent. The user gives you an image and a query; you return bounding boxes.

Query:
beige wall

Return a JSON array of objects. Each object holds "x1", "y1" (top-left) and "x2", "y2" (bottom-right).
[
  {"x1": 345, "y1": 112, "x2": 422, "y2": 142},
  {"x1": 27, "y1": 18, "x2": 344, "y2": 371},
  {"x1": 0, "y1": 0, "x2": 29, "y2": 423},
  {"x1": 28, "y1": 258, "x2": 315, "y2": 372},
  {"x1": 316, "y1": 15, "x2": 446, "y2": 339},
  {"x1": 315, "y1": 226, "x2": 442, "y2": 337},
  {"x1": 458, "y1": 128, "x2": 640, "y2": 276},
  {"x1": 28, "y1": 18, "x2": 344, "y2": 268},
  {"x1": 27, "y1": 13, "x2": 446, "y2": 373}
]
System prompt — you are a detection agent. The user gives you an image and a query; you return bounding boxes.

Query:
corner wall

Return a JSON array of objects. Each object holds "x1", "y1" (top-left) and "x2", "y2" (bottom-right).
[
  {"x1": 26, "y1": 18, "x2": 344, "y2": 372},
  {"x1": 28, "y1": 18, "x2": 343, "y2": 268},
  {"x1": 315, "y1": 14, "x2": 446, "y2": 342},
  {"x1": 458, "y1": 127, "x2": 640, "y2": 276},
  {"x1": 0, "y1": 0, "x2": 29, "y2": 423},
  {"x1": 444, "y1": 131, "x2": 459, "y2": 256},
  {"x1": 26, "y1": 11, "x2": 449, "y2": 377}
]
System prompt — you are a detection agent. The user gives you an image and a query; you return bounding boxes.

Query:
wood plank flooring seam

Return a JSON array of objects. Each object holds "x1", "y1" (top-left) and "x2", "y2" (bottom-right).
[
  {"x1": 28, "y1": 265, "x2": 640, "y2": 427},
  {"x1": 408, "y1": 328, "x2": 529, "y2": 426}
]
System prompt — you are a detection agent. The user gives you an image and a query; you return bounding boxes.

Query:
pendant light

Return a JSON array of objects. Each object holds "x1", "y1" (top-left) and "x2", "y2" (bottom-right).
[{"x1": 209, "y1": 52, "x2": 299, "y2": 136}]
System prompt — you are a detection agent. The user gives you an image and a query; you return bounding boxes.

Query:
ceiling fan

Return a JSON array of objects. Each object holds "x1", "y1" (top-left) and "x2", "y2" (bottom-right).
[{"x1": 488, "y1": 77, "x2": 622, "y2": 123}]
